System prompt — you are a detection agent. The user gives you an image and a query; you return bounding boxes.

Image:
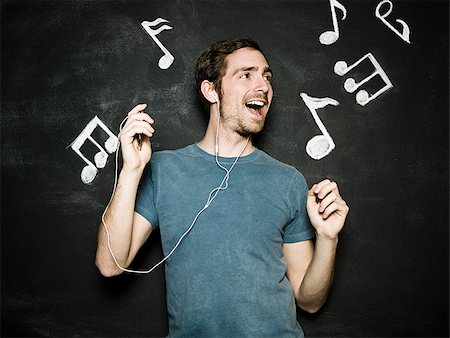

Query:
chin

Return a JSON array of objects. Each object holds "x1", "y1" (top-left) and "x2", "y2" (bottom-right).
[{"x1": 237, "y1": 123, "x2": 265, "y2": 138}]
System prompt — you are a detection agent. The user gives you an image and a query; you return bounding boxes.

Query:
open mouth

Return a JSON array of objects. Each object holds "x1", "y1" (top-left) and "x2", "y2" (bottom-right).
[{"x1": 245, "y1": 100, "x2": 266, "y2": 116}]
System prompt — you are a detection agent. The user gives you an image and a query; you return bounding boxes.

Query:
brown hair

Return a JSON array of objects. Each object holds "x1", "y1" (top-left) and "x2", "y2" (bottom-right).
[{"x1": 195, "y1": 38, "x2": 265, "y2": 111}]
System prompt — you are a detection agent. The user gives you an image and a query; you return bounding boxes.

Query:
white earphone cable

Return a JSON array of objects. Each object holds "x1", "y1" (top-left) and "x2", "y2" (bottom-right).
[{"x1": 101, "y1": 103, "x2": 249, "y2": 274}]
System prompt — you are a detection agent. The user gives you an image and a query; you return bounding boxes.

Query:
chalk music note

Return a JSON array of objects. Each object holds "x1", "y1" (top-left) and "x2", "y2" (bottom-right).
[
  {"x1": 141, "y1": 18, "x2": 174, "y2": 70},
  {"x1": 334, "y1": 52, "x2": 393, "y2": 106},
  {"x1": 376, "y1": 0, "x2": 411, "y2": 44},
  {"x1": 70, "y1": 116, "x2": 119, "y2": 184},
  {"x1": 319, "y1": 0, "x2": 347, "y2": 45},
  {"x1": 300, "y1": 92, "x2": 340, "y2": 160}
]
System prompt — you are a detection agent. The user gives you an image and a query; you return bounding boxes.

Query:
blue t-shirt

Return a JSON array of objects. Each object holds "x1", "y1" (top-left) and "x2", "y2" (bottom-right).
[{"x1": 135, "y1": 144, "x2": 315, "y2": 337}]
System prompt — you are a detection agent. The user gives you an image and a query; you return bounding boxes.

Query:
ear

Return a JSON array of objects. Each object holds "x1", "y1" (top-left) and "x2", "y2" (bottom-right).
[{"x1": 200, "y1": 80, "x2": 219, "y2": 104}]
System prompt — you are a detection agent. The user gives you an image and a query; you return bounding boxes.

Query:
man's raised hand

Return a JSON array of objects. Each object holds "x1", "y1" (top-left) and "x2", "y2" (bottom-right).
[{"x1": 118, "y1": 103, "x2": 155, "y2": 171}]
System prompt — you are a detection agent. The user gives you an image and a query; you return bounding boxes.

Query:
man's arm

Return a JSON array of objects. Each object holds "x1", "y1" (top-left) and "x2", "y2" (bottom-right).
[
  {"x1": 95, "y1": 172, "x2": 153, "y2": 277},
  {"x1": 284, "y1": 179, "x2": 349, "y2": 313},
  {"x1": 95, "y1": 104, "x2": 155, "y2": 277}
]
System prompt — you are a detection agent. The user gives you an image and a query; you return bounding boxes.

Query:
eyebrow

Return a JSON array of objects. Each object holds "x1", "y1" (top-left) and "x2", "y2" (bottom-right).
[{"x1": 232, "y1": 66, "x2": 273, "y2": 77}]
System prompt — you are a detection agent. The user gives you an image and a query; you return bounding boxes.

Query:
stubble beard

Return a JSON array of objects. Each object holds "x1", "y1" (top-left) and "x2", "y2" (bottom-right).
[{"x1": 219, "y1": 102, "x2": 267, "y2": 138}]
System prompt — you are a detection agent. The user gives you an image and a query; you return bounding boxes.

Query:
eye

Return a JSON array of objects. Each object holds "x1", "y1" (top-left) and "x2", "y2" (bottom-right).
[
  {"x1": 240, "y1": 73, "x2": 250, "y2": 79},
  {"x1": 264, "y1": 74, "x2": 272, "y2": 81}
]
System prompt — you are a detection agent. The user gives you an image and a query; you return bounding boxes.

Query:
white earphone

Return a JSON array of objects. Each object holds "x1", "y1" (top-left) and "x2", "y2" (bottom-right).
[{"x1": 212, "y1": 91, "x2": 219, "y2": 104}]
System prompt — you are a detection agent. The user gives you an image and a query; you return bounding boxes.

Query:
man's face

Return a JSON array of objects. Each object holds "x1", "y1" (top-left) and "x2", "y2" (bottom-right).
[{"x1": 219, "y1": 47, "x2": 273, "y2": 137}]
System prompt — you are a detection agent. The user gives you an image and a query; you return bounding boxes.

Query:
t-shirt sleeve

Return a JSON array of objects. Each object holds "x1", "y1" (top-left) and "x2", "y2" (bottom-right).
[
  {"x1": 282, "y1": 170, "x2": 315, "y2": 243},
  {"x1": 134, "y1": 161, "x2": 159, "y2": 230}
]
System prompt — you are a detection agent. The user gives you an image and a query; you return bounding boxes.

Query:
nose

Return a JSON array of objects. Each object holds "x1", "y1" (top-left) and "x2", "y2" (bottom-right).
[{"x1": 254, "y1": 74, "x2": 270, "y2": 94}]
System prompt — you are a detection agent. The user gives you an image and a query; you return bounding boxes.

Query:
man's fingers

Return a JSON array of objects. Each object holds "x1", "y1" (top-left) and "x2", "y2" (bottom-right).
[
  {"x1": 308, "y1": 184, "x2": 318, "y2": 196},
  {"x1": 313, "y1": 179, "x2": 331, "y2": 193},
  {"x1": 123, "y1": 104, "x2": 154, "y2": 128},
  {"x1": 314, "y1": 180, "x2": 339, "y2": 200},
  {"x1": 120, "y1": 104, "x2": 155, "y2": 142},
  {"x1": 318, "y1": 192, "x2": 337, "y2": 213},
  {"x1": 120, "y1": 120, "x2": 154, "y2": 140},
  {"x1": 321, "y1": 200, "x2": 349, "y2": 219},
  {"x1": 127, "y1": 103, "x2": 147, "y2": 117},
  {"x1": 126, "y1": 111, "x2": 154, "y2": 126}
]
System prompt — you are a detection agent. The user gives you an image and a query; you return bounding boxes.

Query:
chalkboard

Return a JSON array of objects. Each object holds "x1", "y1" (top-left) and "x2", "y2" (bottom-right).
[{"x1": 1, "y1": 0, "x2": 448, "y2": 336}]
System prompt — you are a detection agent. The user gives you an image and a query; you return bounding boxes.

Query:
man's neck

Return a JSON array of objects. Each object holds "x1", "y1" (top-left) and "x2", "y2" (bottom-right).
[{"x1": 197, "y1": 122, "x2": 255, "y2": 158}]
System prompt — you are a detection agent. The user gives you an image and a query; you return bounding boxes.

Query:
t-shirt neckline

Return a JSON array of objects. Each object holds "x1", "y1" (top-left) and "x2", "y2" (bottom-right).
[{"x1": 191, "y1": 143, "x2": 261, "y2": 163}]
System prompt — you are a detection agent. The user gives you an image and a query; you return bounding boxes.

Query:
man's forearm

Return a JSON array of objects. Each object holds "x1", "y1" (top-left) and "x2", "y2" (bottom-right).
[
  {"x1": 297, "y1": 235, "x2": 338, "y2": 313},
  {"x1": 95, "y1": 168, "x2": 144, "y2": 276}
]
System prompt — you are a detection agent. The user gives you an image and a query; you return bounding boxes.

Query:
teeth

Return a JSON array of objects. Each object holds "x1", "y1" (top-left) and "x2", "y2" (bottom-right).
[{"x1": 246, "y1": 101, "x2": 264, "y2": 107}]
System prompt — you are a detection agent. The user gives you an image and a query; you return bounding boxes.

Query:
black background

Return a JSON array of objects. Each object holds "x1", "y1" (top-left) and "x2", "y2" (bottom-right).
[{"x1": 1, "y1": 0, "x2": 448, "y2": 337}]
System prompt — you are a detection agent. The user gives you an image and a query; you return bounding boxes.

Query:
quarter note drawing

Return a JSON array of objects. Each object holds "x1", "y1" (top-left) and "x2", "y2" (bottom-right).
[
  {"x1": 319, "y1": 0, "x2": 347, "y2": 45},
  {"x1": 300, "y1": 92, "x2": 340, "y2": 160},
  {"x1": 141, "y1": 18, "x2": 174, "y2": 69},
  {"x1": 376, "y1": 0, "x2": 411, "y2": 44},
  {"x1": 334, "y1": 52, "x2": 393, "y2": 106},
  {"x1": 70, "y1": 116, "x2": 119, "y2": 184}
]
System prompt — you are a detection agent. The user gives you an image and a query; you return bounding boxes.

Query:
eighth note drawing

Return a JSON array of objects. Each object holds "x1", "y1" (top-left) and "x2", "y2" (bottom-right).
[
  {"x1": 319, "y1": 0, "x2": 347, "y2": 45},
  {"x1": 300, "y1": 92, "x2": 340, "y2": 160},
  {"x1": 375, "y1": 0, "x2": 411, "y2": 44},
  {"x1": 334, "y1": 52, "x2": 393, "y2": 106},
  {"x1": 141, "y1": 18, "x2": 174, "y2": 70},
  {"x1": 70, "y1": 116, "x2": 119, "y2": 184}
]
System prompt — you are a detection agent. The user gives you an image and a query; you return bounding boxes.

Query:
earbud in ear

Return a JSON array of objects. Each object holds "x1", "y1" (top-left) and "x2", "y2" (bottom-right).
[{"x1": 212, "y1": 92, "x2": 219, "y2": 103}]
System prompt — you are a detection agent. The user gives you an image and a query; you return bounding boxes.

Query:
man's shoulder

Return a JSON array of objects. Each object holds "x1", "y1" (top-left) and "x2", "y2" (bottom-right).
[
  {"x1": 152, "y1": 144, "x2": 197, "y2": 161},
  {"x1": 254, "y1": 149, "x2": 308, "y2": 189},
  {"x1": 256, "y1": 149, "x2": 302, "y2": 174}
]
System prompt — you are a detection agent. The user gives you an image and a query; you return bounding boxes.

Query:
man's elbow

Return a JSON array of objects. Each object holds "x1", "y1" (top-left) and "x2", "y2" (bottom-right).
[
  {"x1": 298, "y1": 302, "x2": 322, "y2": 314},
  {"x1": 296, "y1": 297, "x2": 326, "y2": 314},
  {"x1": 95, "y1": 257, "x2": 124, "y2": 278}
]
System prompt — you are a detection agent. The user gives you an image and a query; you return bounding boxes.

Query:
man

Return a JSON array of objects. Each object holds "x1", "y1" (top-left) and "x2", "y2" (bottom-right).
[{"x1": 96, "y1": 38, "x2": 349, "y2": 337}]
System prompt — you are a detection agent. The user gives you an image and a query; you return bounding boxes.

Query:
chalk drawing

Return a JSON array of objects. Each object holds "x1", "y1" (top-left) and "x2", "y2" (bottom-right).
[
  {"x1": 300, "y1": 92, "x2": 340, "y2": 160},
  {"x1": 141, "y1": 18, "x2": 174, "y2": 69},
  {"x1": 334, "y1": 52, "x2": 393, "y2": 106},
  {"x1": 376, "y1": 0, "x2": 411, "y2": 44},
  {"x1": 70, "y1": 116, "x2": 119, "y2": 184},
  {"x1": 319, "y1": 0, "x2": 347, "y2": 45}
]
